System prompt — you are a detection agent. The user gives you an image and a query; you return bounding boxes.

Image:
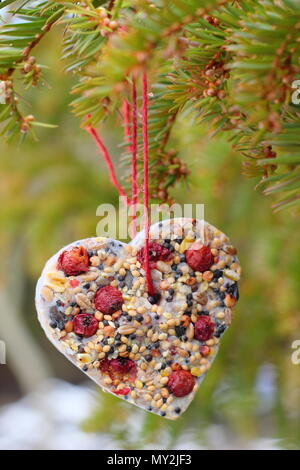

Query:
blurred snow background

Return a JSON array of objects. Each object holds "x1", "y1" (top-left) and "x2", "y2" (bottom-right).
[{"x1": 0, "y1": 378, "x2": 281, "y2": 450}]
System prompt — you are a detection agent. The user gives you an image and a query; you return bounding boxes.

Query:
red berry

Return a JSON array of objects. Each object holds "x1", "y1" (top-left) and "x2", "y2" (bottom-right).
[
  {"x1": 110, "y1": 357, "x2": 136, "y2": 375},
  {"x1": 185, "y1": 244, "x2": 214, "y2": 272},
  {"x1": 57, "y1": 246, "x2": 89, "y2": 276},
  {"x1": 94, "y1": 286, "x2": 123, "y2": 314},
  {"x1": 199, "y1": 345, "x2": 210, "y2": 357},
  {"x1": 194, "y1": 315, "x2": 215, "y2": 342},
  {"x1": 137, "y1": 242, "x2": 173, "y2": 269},
  {"x1": 73, "y1": 313, "x2": 98, "y2": 337},
  {"x1": 167, "y1": 370, "x2": 196, "y2": 397},
  {"x1": 113, "y1": 387, "x2": 131, "y2": 395},
  {"x1": 99, "y1": 358, "x2": 111, "y2": 373},
  {"x1": 100, "y1": 357, "x2": 137, "y2": 380}
]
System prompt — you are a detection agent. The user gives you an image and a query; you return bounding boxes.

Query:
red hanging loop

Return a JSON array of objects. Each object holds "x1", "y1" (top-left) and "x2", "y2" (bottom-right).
[
  {"x1": 131, "y1": 78, "x2": 138, "y2": 238},
  {"x1": 142, "y1": 72, "x2": 155, "y2": 296},
  {"x1": 85, "y1": 76, "x2": 155, "y2": 297},
  {"x1": 123, "y1": 99, "x2": 131, "y2": 146},
  {"x1": 85, "y1": 115, "x2": 130, "y2": 206}
]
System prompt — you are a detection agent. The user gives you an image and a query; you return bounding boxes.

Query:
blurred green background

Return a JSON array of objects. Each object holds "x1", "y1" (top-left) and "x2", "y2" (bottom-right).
[{"x1": 0, "y1": 30, "x2": 300, "y2": 450}]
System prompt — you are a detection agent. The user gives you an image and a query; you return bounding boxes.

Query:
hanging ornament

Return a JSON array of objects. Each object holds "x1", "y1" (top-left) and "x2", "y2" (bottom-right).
[{"x1": 35, "y1": 73, "x2": 241, "y2": 419}]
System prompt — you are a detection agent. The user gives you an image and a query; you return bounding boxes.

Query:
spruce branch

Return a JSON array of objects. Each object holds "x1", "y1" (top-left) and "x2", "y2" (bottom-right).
[
  {"x1": 1, "y1": 0, "x2": 300, "y2": 210},
  {"x1": 0, "y1": 1, "x2": 64, "y2": 140}
]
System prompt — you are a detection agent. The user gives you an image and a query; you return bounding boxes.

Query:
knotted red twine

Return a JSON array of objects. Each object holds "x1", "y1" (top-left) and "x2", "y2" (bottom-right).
[{"x1": 85, "y1": 73, "x2": 155, "y2": 296}]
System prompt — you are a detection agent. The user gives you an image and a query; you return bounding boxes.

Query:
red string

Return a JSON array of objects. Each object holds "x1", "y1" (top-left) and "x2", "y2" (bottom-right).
[
  {"x1": 142, "y1": 72, "x2": 155, "y2": 296},
  {"x1": 86, "y1": 78, "x2": 155, "y2": 297},
  {"x1": 85, "y1": 116, "x2": 130, "y2": 206},
  {"x1": 131, "y1": 78, "x2": 138, "y2": 238},
  {"x1": 123, "y1": 100, "x2": 131, "y2": 148}
]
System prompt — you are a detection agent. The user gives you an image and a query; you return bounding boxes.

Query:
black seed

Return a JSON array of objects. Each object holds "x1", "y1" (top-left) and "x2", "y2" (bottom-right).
[
  {"x1": 115, "y1": 341, "x2": 121, "y2": 347},
  {"x1": 82, "y1": 365, "x2": 88, "y2": 372},
  {"x1": 168, "y1": 288, "x2": 175, "y2": 295},
  {"x1": 83, "y1": 283, "x2": 90, "y2": 289},
  {"x1": 160, "y1": 412, "x2": 166, "y2": 417},
  {"x1": 70, "y1": 302, "x2": 77, "y2": 307},
  {"x1": 154, "y1": 314, "x2": 160, "y2": 320},
  {"x1": 49, "y1": 306, "x2": 67, "y2": 330},
  {"x1": 162, "y1": 397, "x2": 167, "y2": 403},
  {"x1": 201, "y1": 310, "x2": 209, "y2": 316},
  {"x1": 56, "y1": 300, "x2": 62, "y2": 307},
  {"x1": 148, "y1": 406, "x2": 153, "y2": 411},
  {"x1": 174, "y1": 407, "x2": 181, "y2": 414},
  {"x1": 171, "y1": 263, "x2": 178, "y2": 271},
  {"x1": 50, "y1": 321, "x2": 57, "y2": 329},
  {"x1": 186, "y1": 293, "x2": 193, "y2": 301},
  {"x1": 124, "y1": 270, "x2": 134, "y2": 289},
  {"x1": 187, "y1": 300, "x2": 193, "y2": 307},
  {"x1": 179, "y1": 254, "x2": 186, "y2": 262},
  {"x1": 126, "y1": 345, "x2": 132, "y2": 352},
  {"x1": 148, "y1": 293, "x2": 161, "y2": 304},
  {"x1": 164, "y1": 239, "x2": 171, "y2": 244},
  {"x1": 214, "y1": 323, "x2": 226, "y2": 338},
  {"x1": 136, "y1": 315, "x2": 143, "y2": 322},
  {"x1": 184, "y1": 310, "x2": 192, "y2": 316},
  {"x1": 175, "y1": 325, "x2": 186, "y2": 338},
  {"x1": 103, "y1": 320, "x2": 109, "y2": 326},
  {"x1": 145, "y1": 354, "x2": 152, "y2": 362},
  {"x1": 174, "y1": 238, "x2": 183, "y2": 244},
  {"x1": 109, "y1": 346, "x2": 114, "y2": 354},
  {"x1": 154, "y1": 341, "x2": 160, "y2": 348},
  {"x1": 115, "y1": 333, "x2": 121, "y2": 340},
  {"x1": 166, "y1": 360, "x2": 172, "y2": 366},
  {"x1": 213, "y1": 269, "x2": 223, "y2": 280},
  {"x1": 102, "y1": 338, "x2": 108, "y2": 345},
  {"x1": 166, "y1": 296, "x2": 173, "y2": 302},
  {"x1": 227, "y1": 282, "x2": 239, "y2": 300},
  {"x1": 160, "y1": 363, "x2": 166, "y2": 370},
  {"x1": 130, "y1": 334, "x2": 136, "y2": 340},
  {"x1": 118, "y1": 275, "x2": 125, "y2": 281}
]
